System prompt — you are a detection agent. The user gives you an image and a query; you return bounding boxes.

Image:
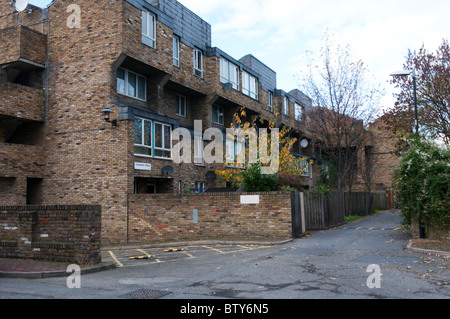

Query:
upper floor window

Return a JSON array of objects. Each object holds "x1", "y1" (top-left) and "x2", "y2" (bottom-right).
[
  {"x1": 268, "y1": 91, "x2": 273, "y2": 112},
  {"x1": 173, "y1": 35, "x2": 180, "y2": 67},
  {"x1": 117, "y1": 68, "x2": 146, "y2": 101},
  {"x1": 176, "y1": 94, "x2": 186, "y2": 117},
  {"x1": 242, "y1": 71, "x2": 258, "y2": 100},
  {"x1": 193, "y1": 48, "x2": 203, "y2": 78},
  {"x1": 295, "y1": 103, "x2": 302, "y2": 121},
  {"x1": 283, "y1": 96, "x2": 289, "y2": 115},
  {"x1": 212, "y1": 105, "x2": 224, "y2": 125},
  {"x1": 220, "y1": 57, "x2": 239, "y2": 90},
  {"x1": 142, "y1": 10, "x2": 156, "y2": 48}
]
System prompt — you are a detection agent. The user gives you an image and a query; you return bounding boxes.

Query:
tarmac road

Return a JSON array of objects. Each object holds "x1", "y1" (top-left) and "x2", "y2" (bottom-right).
[{"x1": 0, "y1": 210, "x2": 448, "y2": 300}]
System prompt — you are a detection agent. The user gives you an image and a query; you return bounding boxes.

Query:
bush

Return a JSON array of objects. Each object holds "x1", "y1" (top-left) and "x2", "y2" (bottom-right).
[
  {"x1": 241, "y1": 163, "x2": 279, "y2": 192},
  {"x1": 393, "y1": 137, "x2": 449, "y2": 230}
]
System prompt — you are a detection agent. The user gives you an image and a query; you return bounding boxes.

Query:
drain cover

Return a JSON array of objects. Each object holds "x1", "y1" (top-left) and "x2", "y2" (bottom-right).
[{"x1": 120, "y1": 289, "x2": 171, "y2": 299}]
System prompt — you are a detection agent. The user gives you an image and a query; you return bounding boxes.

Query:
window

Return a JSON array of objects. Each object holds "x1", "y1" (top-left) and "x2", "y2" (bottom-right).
[
  {"x1": 193, "y1": 48, "x2": 203, "y2": 78},
  {"x1": 154, "y1": 122, "x2": 172, "y2": 158},
  {"x1": 295, "y1": 103, "x2": 302, "y2": 121},
  {"x1": 220, "y1": 57, "x2": 239, "y2": 90},
  {"x1": 212, "y1": 105, "x2": 224, "y2": 125},
  {"x1": 176, "y1": 94, "x2": 186, "y2": 117},
  {"x1": 173, "y1": 35, "x2": 180, "y2": 67},
  {"x1": 134, "y1": 118, "x2": 152, "y2": 157},
  {"x1": 283, "y1": 96, "x2": 289, "y2": 115},
  {"x1": 268, "y1": 91, "x2": 273, "y2": 112},
  {"x1": 134, "y1": 118, "x2": 172, "y2": 159},
  {"x1": 194, "y1": 135, "x2": 204, "y2": 165},
  {"x1": 226, "y1": 136, "x2": 245, "y2": 168},
  {"x1": 142, "y1": 10, "x2": 156, "y2": 48},
  {"x1": 194, "y1": 181, "x2": 206, "y2": 193},
  {"x1": 117, "y1": 68, "x2": 146, "y2": 101},
  {"x1": 242, "y1": 71, "x2": 258, "y2": 99},
  {"x1": 299, "y1": 158, "x2": 309, "y2": 177}
]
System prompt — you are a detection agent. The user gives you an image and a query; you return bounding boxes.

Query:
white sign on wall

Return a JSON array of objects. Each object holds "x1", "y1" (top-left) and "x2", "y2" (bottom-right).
[
  {"x1": 240, "y1": 195, "x2": 260, "y2": 204},
  {"x1": 134, "y1": 162, "x2": 152, "y2": 171}
]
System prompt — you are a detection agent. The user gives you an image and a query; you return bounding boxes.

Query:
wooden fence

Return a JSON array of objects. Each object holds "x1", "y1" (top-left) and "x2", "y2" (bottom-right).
[{"x1": 302, "y1": 191, "x2": 389, "y2": 230}]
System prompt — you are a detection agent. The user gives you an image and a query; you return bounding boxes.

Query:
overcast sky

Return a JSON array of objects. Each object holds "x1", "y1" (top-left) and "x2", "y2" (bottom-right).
[{"x1": 28, "y1": 0, "x2": 449, "y2": 114}]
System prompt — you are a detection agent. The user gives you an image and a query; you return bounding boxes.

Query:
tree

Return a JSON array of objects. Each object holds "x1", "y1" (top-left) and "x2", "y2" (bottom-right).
[
  {"x1": 385, "y1": 38, "x2": 450, "y2": 145},
  {"x1": 298, "y1": 34, "x2": 382, "y2": 193},
  {"x1": 215, "y1": 106, "x2": 308, "y2": 191}
]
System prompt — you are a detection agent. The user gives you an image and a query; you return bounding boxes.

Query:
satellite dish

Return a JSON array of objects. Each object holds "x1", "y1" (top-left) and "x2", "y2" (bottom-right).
[
  {"x1": 14, "y1": 0, "x2": 29, "y2": 12},
  {"x1": 300, "y1": 138, "x2": 309, "y2": 148}
]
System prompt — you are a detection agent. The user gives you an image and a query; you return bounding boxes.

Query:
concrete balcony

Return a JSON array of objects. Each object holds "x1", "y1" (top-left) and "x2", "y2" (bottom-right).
[
  {"x1": 0, "y1": 81, "x2": 44, "y2": 122},
  {"x1": 0, "y1": 143, "x2": 45, "y2": 179},
  {"x1": 0, "y1": 25, "x2": 47, "y2": 68}
]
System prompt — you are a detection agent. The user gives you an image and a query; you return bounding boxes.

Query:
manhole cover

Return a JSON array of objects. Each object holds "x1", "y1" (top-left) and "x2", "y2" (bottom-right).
[{"x1": 120, "y1": 289, "x2": 171, "y2": 299}]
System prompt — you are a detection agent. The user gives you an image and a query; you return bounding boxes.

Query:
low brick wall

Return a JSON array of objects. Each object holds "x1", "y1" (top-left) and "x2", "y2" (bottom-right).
[
  {"x1": 128, "y1": 192, "x2": 293, "y2": 243},
  {"x1": 0, "y1": 205, "x2": 102, "y2": 264}
]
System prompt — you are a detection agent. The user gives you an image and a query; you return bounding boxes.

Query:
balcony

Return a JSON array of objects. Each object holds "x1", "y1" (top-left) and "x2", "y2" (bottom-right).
[
  {"x1": 0, "y1": 81, "x2": 44, "y2": 122},
  {"x1": 0, "y1": 143, "x2": 45, "y2": 179},
  {"x1": 0, "y1": 25, "x2": 47, "y2": 68}
]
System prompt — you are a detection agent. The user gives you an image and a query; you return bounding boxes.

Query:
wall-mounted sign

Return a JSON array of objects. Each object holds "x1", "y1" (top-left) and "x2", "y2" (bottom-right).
[
  {"x1": 134, "y1": 162, "x2": 152, "y2": 171},
  {"x1": 240, "y1": 195, "x2": 260, "y2": 204}
]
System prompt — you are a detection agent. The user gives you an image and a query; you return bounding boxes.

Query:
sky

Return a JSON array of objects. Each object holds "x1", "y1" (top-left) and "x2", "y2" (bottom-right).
[{"x1": 28, "y1": 0, "x2": 449, "y2": 115}]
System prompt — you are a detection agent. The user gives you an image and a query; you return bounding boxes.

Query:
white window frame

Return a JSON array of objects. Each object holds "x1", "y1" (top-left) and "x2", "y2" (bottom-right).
[
  {"x1": 173, "y1": 35, "x2": 180, "y2": 67},
  {"x1": 142, "y1": 10, "x2": 156, "y2": 48},
  {"x1": 193, "y1": 48, "x2": 203, "y2": 78},
  {"x1": 268, "y1": 91, "x2": 273, "y2": 112},
  {"x1": 299, "y1": 158, "x2": 309, "y2": 177},
  {"x1": 154, "y1": 121, "x2": 172, "y2": 159},
  {"x1": 226, "y1": 136, "x2": 245, "y2": 168},
  {"x1": 134, "y1": 118, "x2": 172, "y2": 160},
  {"x1": 295, "y1": 103, "x2": 302, "y2": 121},
  {"x1": 283, "y1": 96, "x2": 289, "y2": 115},
  {"x1": 194, "y1": 135, "x2": 204, "y2": 166},
  {"x1": 212, "y1": 105, "x2": 224, "y2": 125},
  {"x1": 220, "y1": 57, "x2": 239, "y2": 90},
  {"x1": 134, "y1": 117, "x2": 153, "y2": 157},
  {"x1": 176, "y1": 94, "x2": 186, "y2": 117},
  {"x1": 242, "y1": 71, "x2": 258, "y2": 99},
  {"x1": 194, "y1": 181, "x2": 206, "y2": 193},
  {"x1": 117, "y1": 68, "x2": 147, "y2": 101}
]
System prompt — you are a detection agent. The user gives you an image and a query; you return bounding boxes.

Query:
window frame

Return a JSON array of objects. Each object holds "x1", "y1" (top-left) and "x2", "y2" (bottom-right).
[
  {"x1": 242, "y1": 71, "x2": 258, "y2": 100},
  {"x1": 220, "y1": 57, "x2": 239, "y2": 90},
  {"x1": 268, "y1": 91, "x2": 273, "y2": 112},
  {"x1": 176, "y1": 94, "x2": 186, "y2": 117},
  {"x1": 193, "y1": 48, "x2": 203, "y2": 78},
  {"x1": 117, "y1": 68, "x2": 147, "y2": 101},
  {"x1": 212, "y1": 105, "x2": 224, "y2": 125},
  {"x1": 142, "y1": 9, "x2": 156, "y2": 48},
  {"x1": 194, "y1": 134, "x2": 204, "y2": 166},
  {"x1": 134, "y1": 117, "x2": 172, "y2": 160},
  {"x1": 295, "y1": 103, "x2": 302, "y2": 121},
  {"x1": 283, "y1": 96, "x2": 289, "y2": 115},
  {"x1": 173, "y1": 35, "x2": 180, "y2": 67}
]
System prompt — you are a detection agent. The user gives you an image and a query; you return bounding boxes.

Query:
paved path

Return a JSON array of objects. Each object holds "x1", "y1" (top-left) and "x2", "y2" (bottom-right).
[{"x1": 0, "y1": 210, "x2": 448, "y2": 299}]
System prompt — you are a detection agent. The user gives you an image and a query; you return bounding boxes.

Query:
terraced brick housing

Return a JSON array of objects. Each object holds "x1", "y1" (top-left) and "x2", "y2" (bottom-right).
[{"x1": 0, "y1": 0, "x2": 396, "y2": 243}]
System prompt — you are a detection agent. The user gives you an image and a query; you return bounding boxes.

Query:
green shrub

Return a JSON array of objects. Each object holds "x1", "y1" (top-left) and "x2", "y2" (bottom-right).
[
  {"x1": 241, "y1": 163, "x2": 279, "y2": 192},
  {"x1": 393, "y1": 137, "x2": 449, "y2": 230}
]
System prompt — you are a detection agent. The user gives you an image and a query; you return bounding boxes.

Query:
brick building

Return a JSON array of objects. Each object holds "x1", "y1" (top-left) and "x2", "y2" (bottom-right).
[{"x1": 1, "y1": 0, "x2": 319, "y2": 243}]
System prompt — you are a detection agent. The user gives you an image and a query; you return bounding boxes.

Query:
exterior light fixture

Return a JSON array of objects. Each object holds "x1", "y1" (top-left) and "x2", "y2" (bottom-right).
[
  {"x1": 389, "y1": 69, "x2": 418, "y2": 135},
  {"x1": 101, "y1": 106, "x2": 117, "y2": 127},
  {"x1": 390, "y1": 69, "x2": 424, "y2": 238}
]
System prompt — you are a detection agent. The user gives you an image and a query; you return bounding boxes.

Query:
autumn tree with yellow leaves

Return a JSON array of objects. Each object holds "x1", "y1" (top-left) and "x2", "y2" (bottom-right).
[{"x1": 215, "y1": 105, "x2": 308, "y2": 191}]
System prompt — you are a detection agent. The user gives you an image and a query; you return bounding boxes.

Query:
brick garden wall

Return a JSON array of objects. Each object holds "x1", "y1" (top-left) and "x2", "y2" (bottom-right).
[
  {"x1": 0, "y1": 205, "x2": 102, "y2": 264},
  {"x1": 128, "y1": 192, "x2": 293, "y2": 243}
]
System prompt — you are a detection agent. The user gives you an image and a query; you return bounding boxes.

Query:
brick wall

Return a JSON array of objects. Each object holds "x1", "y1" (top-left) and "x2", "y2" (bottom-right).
[
  {"x1": 0, "y1": 205, "x2": 102, "y2": 264},
  {"x1": 128, "y1": 192, "x2": 293, "y2": 243}
]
